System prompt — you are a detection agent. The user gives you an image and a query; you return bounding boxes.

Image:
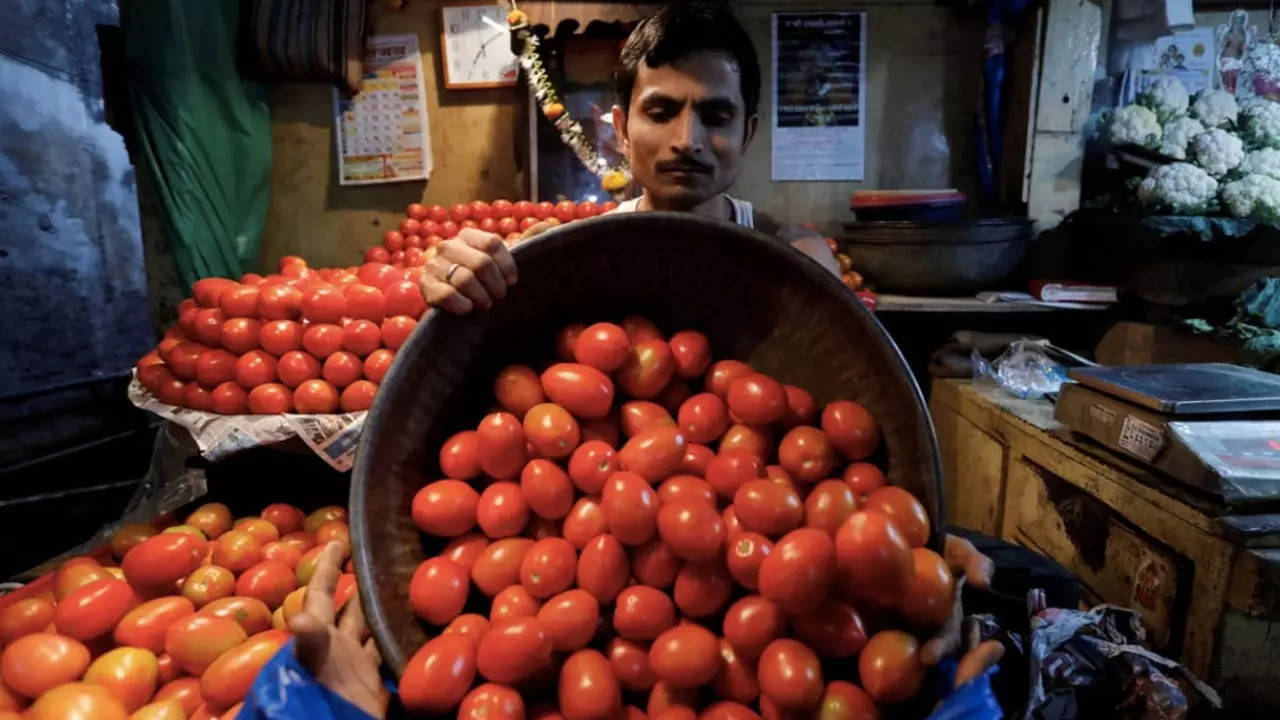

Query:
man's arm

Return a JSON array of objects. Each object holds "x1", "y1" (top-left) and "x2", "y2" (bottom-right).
[{"x1": 753, "y1": 209, "x2": 841, "y2": 277}]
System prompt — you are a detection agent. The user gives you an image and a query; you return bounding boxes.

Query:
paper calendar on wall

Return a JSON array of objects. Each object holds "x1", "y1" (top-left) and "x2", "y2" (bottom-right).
[{"x1": 333, "y1": 34, "x2": 434, "y2": 186}]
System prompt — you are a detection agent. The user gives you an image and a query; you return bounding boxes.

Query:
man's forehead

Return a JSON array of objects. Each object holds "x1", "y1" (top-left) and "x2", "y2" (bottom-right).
[{"x1": 633, "y1": 49, "x2": 743, "y2": 104}]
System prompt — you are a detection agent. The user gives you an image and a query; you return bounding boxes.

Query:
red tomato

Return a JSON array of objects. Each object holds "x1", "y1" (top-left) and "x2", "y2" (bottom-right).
[
  {"x1": 84, "y1": 646, "x2": 158, "y2": 711},
  {"x1": 399, "y1": 633, "x2": 477, "y2": 713},
  {"x1": 559, "y1": 649, "x2": 621, "y2": 720},
  {"x1": 667, "y1": 330, "x2": 711, "y2": 379},
  {"x1": 576, "y1": 534, "x2": 629, "y2": 603},
  {"x1": 181, "y1": 566, "x2": 235, "y2": 608},
  {"x1": 554, "y1": 323, "x2": 585, "y2": 360},
  {"x1": 410, "y1": 557, "x2": 468, "y2": 625},
  {"x1": 477, "y1": 412, "x2": 527, "y2": 479},
  {"x1": 357, "y1": 262, "x2": 400, "y2": 289},
  {"x1": 619, "y1": 401, "x2": 675, "y2": 438},
  {"x1": 657, "y1": 475, "x2": 716, "y2": 506},
  {"x1": 656, "y1": 500, "x2": 724, "y2": 563},
  {"x1": 211, "y1": 381, "x2": 249, "y2": 413},
  {"x1": 219, "y1": 318, "x2": 260, "y2": 354},
  {"x1": 680, "y1": 444, "x2": 714, "y2": 476},
  {"x1": 260, "y1": 503, "x2": 304, "y2": 535},
  {"x1": 380, "y1": 315, "x2": 416, "y2": 350},
  {"x1": 519, "y1": 537, "x2": 577, "y2": 599},
  {"x1": 257, "y1": 320, "x2": 302, "y2": 357},
  {"x1": 803, "y1": 480, "x2": 856, "y2": 534},
  {"x1": 833, "y1": 511, "x2": 914, "y2": 606},
  {"x1": 299, "y1": 323, "x2": 341, "y2": 360},
  {"x1": 384, "y1": 230, "x2": 406, "y2": 252},
  {"x1": 301, "y1": 286, "x2": 346, "y2": 324},
  {"x1": 211, "y1": 530, "x2": 263, "y2": 574},
  {"x1": 607, "y1": 637, "x2": 657, "y2": 692},
  {"x1": 721, "y1": 596, "x2": 784, "y2": 660},
  {"x1": 153, "y1": 677, "x2": 204, "y2": 716},
  {"x1": 412, "y1": 479, "x2": 479, "y2": 537},
  {"x1": 705, "y1": 360, "x2": 752, "y2": 398},
  {"x1": 304, "y1": 506, "x2": 347, "y2": 533},
  {"x1": 427, "y1": 205, "x2": 449, "y2": 223},
  {"x1": 384, "y1": 280, "x2": 426, "y2": 318},
  {"x1": 524, "y1": 403, "x2": 581, "y2": 459},
  {"x1": 536, "y1": 589, "x2": 599, "y2": 652},
  {"x1": 476, "y1": 616, "x2": 553, "y2": 683},
  {"x1": 342, "y1": 284, "x2": 386, "y2": 322},
  {"x1": 619, "y1": 316, "x2": 661, "y2": 343},
  {"x1": 900, "y1": 548, "x2": 955, "y2": 629},
  {"x1": 676, "y1": 393, "x2": 728, "y2": 444},
  {"x1": 701, "y1": 702, "x2": 761, "y2": 720},
  {"x1": 562, "y1": 496, "x2": 607, "y2": 549},
  {"x1": 114, "y1": 596, "x2": 195, "y2": 653},
  {"x1": 471, "y1": 538, "x2": 534, "y2": 596},
  {"x1": 725, "y1": 532, "x2": 772, "y2": 590},
  {"x1": 618, "y1": 426, "x2": 687, "y2": 482},
  {"x1": 648, "y1": 623, "x2": 719, "y2": 689},
  {"x1": 276, "y1": 350, "x2": 320, "y2": 388},
  {"x1": 722, "y1": 506, "x2": 744, "y2": 537},
  {"x1": 673, "y1": 561, "x2": 733, "y2": 617},
  {"x1": 366, "y1": 246, "x2": 391, "y2": 263},
  {"x1": 490, "y1": 199, "x2": 514, "y2": 217},
  {"x1": 294, "y1": 379, "x2": 339, "y2": 413},
  {"x1": 440, "y1": 221, "x2": 460, "y2": 239},
  {"x1": 520, "y1": 459, "x2": 575, "y2": 520},
  {"x1": 234, "y1": 350, "x2": 276, "y2": 389},
  {"x1": 813, "y1": 681, "x2": 880, "y2": 720},
  {"x1": 778, "y1": 427, "x2": 836, "y2": 484},
  {"x1": 493, "y1": 365, "x2": 544, "y2": 416},
  {"x1": 362, "y1": 348, "x2": 394, "y2": 385},
  {"x1": 167, "y1": 342, "x2": 209, "y2": 380},
  {"x1": 552, "y1": 201, "x2": 576, "y2": 223},
  {"x1": 779, "y1": 386, "x2": 816, "y2": 427},
  {"x1": 341, "y1": 319, "x2": 382, "y2": 356},
  {"x1": 407, "y1": 204, "x2": 429, "y2": 221},
  {"x1": 574, "y1": 322, "x2": 631, "y2": 372},
  {"x1": 261, "y1": 541, "x2": 302, "y2": 568},
  {"x1": 450, "y1": 203, "x2": 472, "y2": 223},
  {"x1": 0, "y1": 633, "x2": 90, "y2": 698},
  {"x1": 790, "y1": 601, "x2": 867, "y2": 660},
  {"x1": 257, "y1": 284, "x2": 304, "y2": 320},
  {"x1": 530, "y1": 201, "x2": 554, "y2": 220},
  {"x1": 24, "y1": 682, "x2": 127, "y2": 720},
  {"x1": 618, "y1": 340, "x2": 676, "y2": 399},
  {"x1": 191, "y1": 309, "x2": 225, "y2": 347},
  {"x1": 602, "y1": 472, "x2": 659, "y2": 546},
  {"x1": 541, "y1": 364, "x2": 614, "y2": 418},
  {"x1": 630, "y1": 540, "x2": 682, "y2": 588},
  {"x1": 123, "y1": 534, "x2": 205, "y2": 591},
  {"x1": 757, "y1": 528, "x2": 833, "y2": 614},
  {"x1": 198, "y1": 630, "x2": 289, "y2": 708},
  {"x1": 278, "y1": 531, "x2": 317, "y2": 554},
  {"x1": 706, "y1": 450, "x2": 763, "y2": 499},
  {"x1": 613, "y1": 586, "x2": 675, "y2": 640},
  {"x1": 181, "y1": 383, "x2": 215, "y2": 411},
  {"x1": 858, "y1": 631, "x2": 924, "y2": 704},
  {"x1": 459, "y1": 683, "x2": 524, "y2": 720},
  {"x1": 443, "y1": 613, "x2": 490, "y2": 644},
  {"x1": 719, "y1": 424, "x2": 772, "y2": 463},
  {"x1": 712, "y1": 639, "x2": 760, "y2": 704},
  {"x1": 164, "y1": 615, "x2": 247, "y2": 675},
  {"x1": 758, "y1": 639, "x2": 823, "y2": 711},
  {"x1": 727, "y1": 374, "x2": 786, "y2": 425},
  {"x1": 862, "y1": 487, "x2": 930, "y2": 549},
  {"x1": 247, "y1": 383, "x2": 292, "y2": 413},
  {"x1": 575, "y1": 201, "x2": 599, "y2": 219},
  {"x1": 432, "y1": 432, "x2": 479, "y2": 482},
  {"x1": 765, "y1": 465, "x2": 793, "y2": 487},
  {"x1": 315, "y1": 521, "x2": 350, "y2": 554},
  {"x1": 842, "y1": 462, "x2": 886, "y2": 499},
  {"x1": 0, "y1": 596, "x2": 54, "y2": 644},
  {"x1": 656, "y1": 380, "x2": 692, "y2": 414},
  {"x1": 821, "y1": 401, "x2": 880, "y2": 460},
  {"x1": 234, "y1": 561, "x2": 295, "y2": 610},
  {"x1": 734, "y1": 481, "x2": 803, "y2": 537},
  {"x1": 567, "y1": 441, "x2": 619, "y2": 495},
  {"x1": 476, "y1": 481, "x2": 529, "y2": 539},
  {"x1": 401, "y1": 218, "x2": 424, "y2": 236},
  {"x1": 580, "y1": 416, "x2": 621, "y2": 447}
]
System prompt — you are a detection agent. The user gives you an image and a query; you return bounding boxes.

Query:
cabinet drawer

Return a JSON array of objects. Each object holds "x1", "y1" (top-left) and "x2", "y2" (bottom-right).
[{"x1": 1004, "y1": 458, "x2": 1190, "y2": 652}]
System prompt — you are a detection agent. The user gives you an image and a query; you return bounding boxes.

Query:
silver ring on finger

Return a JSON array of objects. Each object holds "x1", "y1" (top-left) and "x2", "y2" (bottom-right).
[{"x1": 445, "y1": 263, "x2": 463, "y2": 283}]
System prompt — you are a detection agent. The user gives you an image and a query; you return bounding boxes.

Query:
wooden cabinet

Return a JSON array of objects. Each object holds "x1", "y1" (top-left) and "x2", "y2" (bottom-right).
[{"x1": 930, "y1": 380, "x2": 1279, "y2": 710}]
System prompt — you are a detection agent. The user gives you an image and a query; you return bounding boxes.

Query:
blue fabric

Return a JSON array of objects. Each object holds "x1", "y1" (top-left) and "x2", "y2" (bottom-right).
[
  {"x1": 237, "y1": 640, "x2": 381, "y2": 720},
  {"x1": 925, "y1": 659, "x2": 1003, "y2": 720}
]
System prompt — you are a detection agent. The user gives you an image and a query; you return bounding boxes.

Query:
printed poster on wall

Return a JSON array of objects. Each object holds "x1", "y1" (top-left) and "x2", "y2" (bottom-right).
[
  {"x1": 771, "y1": 11, "x2": 867, "y2": 181},
  {"x1": 333, "y1": 34, "x2": 434, "y2": 185}
]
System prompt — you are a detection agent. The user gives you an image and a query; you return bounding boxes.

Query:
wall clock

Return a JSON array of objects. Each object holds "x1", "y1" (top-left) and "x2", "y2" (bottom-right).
[{"x1": 441, "y1": 3, "x2": 519, "y2": 90}]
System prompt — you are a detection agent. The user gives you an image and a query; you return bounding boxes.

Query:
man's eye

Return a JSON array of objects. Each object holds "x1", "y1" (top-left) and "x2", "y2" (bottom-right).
[
  {"x1": 702, "y1": 111, "x2": 732, "y2": 127},
  {"x1": 646, "y1": 109, "x2": 673, "y2": 122}
]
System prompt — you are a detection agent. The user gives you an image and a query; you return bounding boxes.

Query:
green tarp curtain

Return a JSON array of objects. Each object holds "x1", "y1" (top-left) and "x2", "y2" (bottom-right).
[{"x1": 126, "y1": 0, "x2": 272, "y2": 288}]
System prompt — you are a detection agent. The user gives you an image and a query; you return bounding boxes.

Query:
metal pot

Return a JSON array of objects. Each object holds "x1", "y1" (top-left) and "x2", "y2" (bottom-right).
[{"x1": 841, "y1": 217, "x2": 1034, "y2": 294}]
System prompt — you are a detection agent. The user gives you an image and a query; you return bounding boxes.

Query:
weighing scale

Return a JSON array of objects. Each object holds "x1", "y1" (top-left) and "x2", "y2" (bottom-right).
[{"x1": 1055, "y1": 363, "x2": 1280, "y2": 508}]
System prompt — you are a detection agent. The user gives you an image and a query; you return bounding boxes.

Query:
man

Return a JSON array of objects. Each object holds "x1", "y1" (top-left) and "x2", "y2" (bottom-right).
[{"x1": 286, "y1": 4, "x2": 1001, "y2": 716}]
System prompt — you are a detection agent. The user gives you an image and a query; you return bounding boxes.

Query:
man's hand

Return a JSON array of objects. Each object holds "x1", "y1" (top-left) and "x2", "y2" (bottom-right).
[
  {"x1": 419, "y1": 229, "x2": 519, "y2": 315},
  {"x1": 920, "y1": 533, "x2": 996, "y2": 666},
  {"x1": 290, "y1": 542, "x2": 388, "y2": 719}
]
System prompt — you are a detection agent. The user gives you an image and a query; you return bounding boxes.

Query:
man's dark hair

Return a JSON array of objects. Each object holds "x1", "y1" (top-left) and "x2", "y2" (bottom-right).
[{"x1": 615, "y1": 1, "x2": 761, "y2": 119}]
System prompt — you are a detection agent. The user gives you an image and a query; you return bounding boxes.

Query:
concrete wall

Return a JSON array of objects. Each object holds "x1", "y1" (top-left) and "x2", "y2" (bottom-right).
[{"x1": 261, "y1": 0, "x2": 985, "y2": 269}]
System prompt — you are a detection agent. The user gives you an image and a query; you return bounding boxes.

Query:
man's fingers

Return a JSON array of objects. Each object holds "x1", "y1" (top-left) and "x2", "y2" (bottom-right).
[
  {"x1": 920, "y1": 577, "x2": 966, "y2": 666},
  {"x1": 442, "y1": 240, "x2": 507, "y2": 303},
  {"x1": 944, "y1": 533, "x2": 994, "y2": 590},
  {"x1": 290, "y1": 610, "x2": 331, "y2": 672},
  {"x1": 954, "y1": 640, "x2": 1005, "y2": 688},
  {"x1": 422, "y1": 280, "x2": 475, "y2": 315},
  {"x1": 363, "y1": 637, "x2": 382, "y2": 665},
  {"x1": 303, "y1": 541, "x2": 344, "y2": 625},
  {"x1": 444, "y1": 264, "x2": 495, "y2": 311},
  {"x1": 463, "y1": 229, "x2": 519, "y2": 284},
  {"x1": 338, "y1": 590, "x2": 367, "y2": 639}
]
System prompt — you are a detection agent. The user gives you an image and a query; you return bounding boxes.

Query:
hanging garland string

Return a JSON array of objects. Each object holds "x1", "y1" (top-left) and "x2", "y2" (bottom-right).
[{"x1": 507, "y1": 5, "x2": 631, "y2": 197}]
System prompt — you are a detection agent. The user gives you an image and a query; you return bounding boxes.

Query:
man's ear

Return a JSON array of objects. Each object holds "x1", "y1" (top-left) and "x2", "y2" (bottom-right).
[
  {"x1": 612, "y1": 105, "x2": 629, "y2": 152},
  {"x1": 742, "y1": 114, "x2": 759, "y2": 151}
]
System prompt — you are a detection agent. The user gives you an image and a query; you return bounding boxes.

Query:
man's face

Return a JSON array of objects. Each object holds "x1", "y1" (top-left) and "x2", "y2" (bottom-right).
[{"x1": 614, "y1": 49, "x2": 758, "y2": 210}]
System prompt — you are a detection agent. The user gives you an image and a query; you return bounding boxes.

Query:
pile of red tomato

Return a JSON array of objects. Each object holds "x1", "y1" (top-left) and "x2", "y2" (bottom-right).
[
  {"x1": 135, "y1": 256, "x2": 428, "y2": 415},
  {"x1": 398, "y1": 318, "x2": 954, "y2": 719},
  {"x1": 0, "y1": 500, "x2": 352, "y2": 720},
  {"x1": 368, "y1": 199, "x2": 618, "y2": 267}
]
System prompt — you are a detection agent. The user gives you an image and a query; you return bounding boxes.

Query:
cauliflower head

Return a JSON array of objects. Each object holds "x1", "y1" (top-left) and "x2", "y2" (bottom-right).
[
  {"x1": 1159, "y1": 116, "x2": 1205, "y2": 159},
  {"x1": 1190, "y1": 128, "x2": 1244, "y2": 176},
  {"x1": 1137, "y1": 77, "x2": 1190, "y2": 122},
  {"x1": 1238, "y1": 148, "x2": 1280, "y2": 180},
  {"x1": 1221, "y1": 174, "x2": 1280, "y2": 221},
  {"x1": 1241, "y1": 99, "x2": 1280, "y2": 149},
  {"x1": 1106, "y1": 105, "x2": 1162, "y2": 148},
  {"x1": 1137, "y1": 162, "x2": 1218, "y2": 214},
  {"x1": 1190, "y1": 89, "x2": 1239, "y2": 128}
]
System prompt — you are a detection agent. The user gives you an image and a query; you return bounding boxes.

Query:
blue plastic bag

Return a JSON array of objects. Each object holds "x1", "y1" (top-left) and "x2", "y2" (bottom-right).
[
  {"x1": 237, "y1": 639, "x2": 381, "y2": 720},
  {"x1": 925, "y1": 659, "x2": 1003, "y2": 720}
]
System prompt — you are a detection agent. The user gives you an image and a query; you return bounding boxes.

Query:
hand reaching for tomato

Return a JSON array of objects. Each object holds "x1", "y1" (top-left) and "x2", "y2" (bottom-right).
[
  {"x1": 919, "y1": 533, "x2": 995, "y2": 667},
  {"x1": 289, "y1": 542, "x2": 389, "y2": 719}
]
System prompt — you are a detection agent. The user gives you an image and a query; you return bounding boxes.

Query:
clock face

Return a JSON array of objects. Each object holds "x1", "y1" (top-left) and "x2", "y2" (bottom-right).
[{"x1": 442, "y1": 4, "x2": 519, "y2": 89}]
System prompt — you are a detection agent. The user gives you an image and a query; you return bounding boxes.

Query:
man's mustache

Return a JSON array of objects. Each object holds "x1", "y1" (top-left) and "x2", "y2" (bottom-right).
[{"x1": 656, "y1": 157, "x2": 713, "y2": 174}]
